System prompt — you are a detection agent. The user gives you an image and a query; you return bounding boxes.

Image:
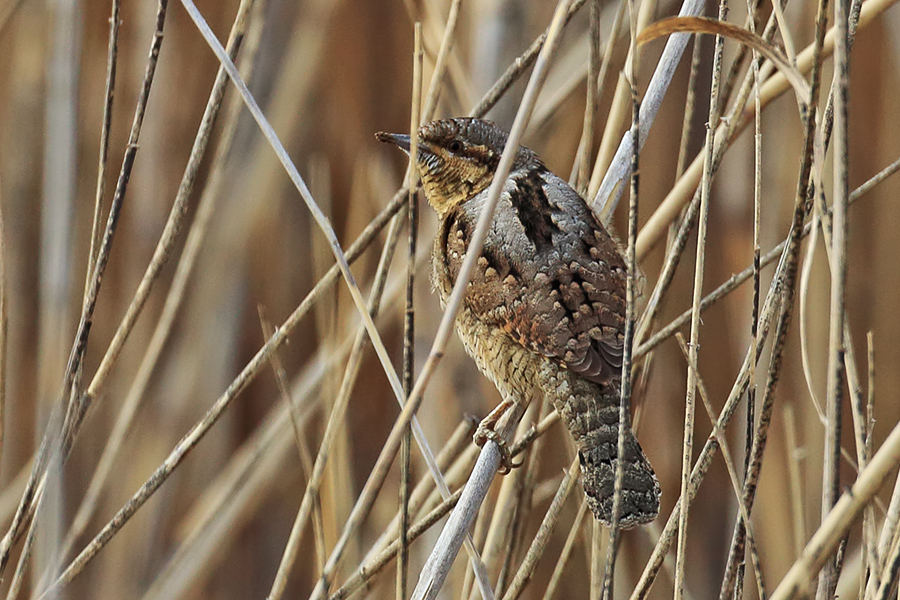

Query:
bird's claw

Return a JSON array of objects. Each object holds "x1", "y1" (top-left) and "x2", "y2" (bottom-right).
[{"x1": 474, "y1": 419, "x2": 522, "y2": 475}]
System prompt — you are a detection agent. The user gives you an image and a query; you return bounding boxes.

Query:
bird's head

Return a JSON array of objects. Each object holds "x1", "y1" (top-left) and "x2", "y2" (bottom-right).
[{"x1": 376, "y1": 118, "x2": 540, "y2": 217}]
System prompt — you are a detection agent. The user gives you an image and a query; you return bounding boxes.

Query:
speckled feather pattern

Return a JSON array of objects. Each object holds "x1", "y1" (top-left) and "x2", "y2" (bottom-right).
[{"x1": 380, "y1": 117, "x2": 660, "y2": 526}]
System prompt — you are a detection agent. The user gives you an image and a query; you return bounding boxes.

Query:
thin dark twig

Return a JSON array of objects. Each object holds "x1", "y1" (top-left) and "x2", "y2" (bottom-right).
[
  {"x1": 637, "y1": 152, "x2": 896, "y2": 363},
  {"x1": 85, "y1": 0, "x2": 120, "y2": 296},
  {"x1": 719, "y1": 0, "x2": 830, "y2": 591},
  {"x1": 739, "y1": 0, "x2": 763, "y2": 594},
  {"x1": 52, "y1": 0, "x2": 268, "y2": 577},
  {"x1": 603, "y1": 10, "x2": 640, "y2": 590},
  {"x1": 677, "y1": 0, "x2": 728, "y2": 593},
  {"x1": 817, "y1": 0, "x2": 851, "y2": 591},
  {"x1": 398, "y1": 22, "x2": 423, "y2": 600}
]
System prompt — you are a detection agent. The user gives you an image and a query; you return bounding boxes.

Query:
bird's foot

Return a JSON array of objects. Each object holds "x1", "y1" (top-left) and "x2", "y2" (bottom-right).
[{"x1": 473, "y1": 399, "x2": 522, "y2": 474}]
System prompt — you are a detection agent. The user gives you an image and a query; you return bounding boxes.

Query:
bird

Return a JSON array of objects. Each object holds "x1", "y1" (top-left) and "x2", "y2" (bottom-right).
[{"x1": 377, "y1": 118, "x2": 659, "y2": 527}]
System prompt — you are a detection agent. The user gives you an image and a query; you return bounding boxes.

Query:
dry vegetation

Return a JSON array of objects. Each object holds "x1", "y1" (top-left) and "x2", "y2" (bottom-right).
[{"x1": 0, "y1": 0, "x2": 899, "y2": 598}]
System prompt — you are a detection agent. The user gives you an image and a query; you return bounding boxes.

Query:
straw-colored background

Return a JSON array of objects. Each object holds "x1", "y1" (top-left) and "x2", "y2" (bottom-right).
[{"x1": 0, "y1": 0, "x2": 898, "y2": 597}]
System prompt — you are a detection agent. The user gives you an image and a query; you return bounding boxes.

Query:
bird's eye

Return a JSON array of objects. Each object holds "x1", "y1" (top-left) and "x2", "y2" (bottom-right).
[{"x1": 447, "y1": 140, "x2": 463, "y2": 153}]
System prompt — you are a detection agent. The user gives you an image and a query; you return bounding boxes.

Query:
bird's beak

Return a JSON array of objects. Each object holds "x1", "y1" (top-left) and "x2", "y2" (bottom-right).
[
  {"x1": 375, "y1": 131, "x2": 435, "y2": 158},
  {"x1": 375, "y1": 131, "x2": 411, "y2": 152}
]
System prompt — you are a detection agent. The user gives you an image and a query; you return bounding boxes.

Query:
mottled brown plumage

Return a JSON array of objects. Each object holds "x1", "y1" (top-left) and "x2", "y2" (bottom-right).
[{"x1": 377, "y1": 118, "x2": 659, "y2": 527}]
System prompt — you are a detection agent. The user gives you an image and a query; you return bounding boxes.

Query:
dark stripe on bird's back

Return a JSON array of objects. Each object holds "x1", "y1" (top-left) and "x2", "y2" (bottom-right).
[{"x1": 509, "y1": 167, "x2": 560, "y2": 252}]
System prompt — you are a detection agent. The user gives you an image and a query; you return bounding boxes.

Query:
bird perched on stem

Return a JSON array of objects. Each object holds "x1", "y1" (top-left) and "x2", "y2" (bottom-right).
[{"x1": 377, "y1": 118, "x2": 659, "y2": 527}]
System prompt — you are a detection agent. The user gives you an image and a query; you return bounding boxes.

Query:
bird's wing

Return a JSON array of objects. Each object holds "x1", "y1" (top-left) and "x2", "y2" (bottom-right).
[{"x1": 441, "y1": 175, "x2": 628, "y2": 384}]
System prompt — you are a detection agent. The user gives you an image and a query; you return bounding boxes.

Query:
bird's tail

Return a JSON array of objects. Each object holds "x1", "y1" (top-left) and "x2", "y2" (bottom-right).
[{"x1": 552, "y1": 376, "x2": 660, "y2": 528}]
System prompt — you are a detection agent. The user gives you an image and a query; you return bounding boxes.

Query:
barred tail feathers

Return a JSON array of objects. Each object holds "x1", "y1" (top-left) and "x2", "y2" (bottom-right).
[{"x1": 548, "y1": 371, "x2": 660, "y2": 527}]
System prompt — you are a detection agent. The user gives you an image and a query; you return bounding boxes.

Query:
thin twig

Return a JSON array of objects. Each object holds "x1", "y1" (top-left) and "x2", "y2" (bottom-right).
[
  {"x1": 675, "y1": 335, "x2": 766, "y2": 600},
  {"x1": 602, "y1": 3, "x2": 639, "y2": 592},
  {"x1": 260, "y1": 308, "x2": 328, "y2": 575},
  {"x1": 84, "y1": 0, "x2": 120, "y2": 296},
  {"x1": 574, "y1": 0, "x2": 601, "y2": 194},
  {"x1": 398, "y1": 22, "x2": 424, "y2": 600},
  {"x1": 818, "y1": 0, "x2": 851, "y2": 592},
  {"x1": 177, "y1": 6, "x2": 486, "y2": 597},
  {"x1": 676, "y1": 0, "x2": 727, "y2": 594}
]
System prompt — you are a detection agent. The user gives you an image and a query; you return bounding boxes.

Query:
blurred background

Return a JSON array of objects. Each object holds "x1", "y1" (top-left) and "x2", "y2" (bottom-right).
[{"x1": 0, "y1": 0, "x2": 898, "y2": 598}]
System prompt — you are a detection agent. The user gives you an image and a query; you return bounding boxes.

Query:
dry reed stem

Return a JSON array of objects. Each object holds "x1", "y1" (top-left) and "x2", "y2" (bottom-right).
[
  {"x1": 635, "y1": 147, "x2": 895, "y2": 364},
  {"x1": 720, "y1": 0, "x2": 833, "y2": 585},
  {"x1": 25, "y1": 0, "x2": 260, "y2": 588},
  {"x1": 313, "y1": 2, "x2": 605, "y2": 594},
  {"x1": 330, "y1": 488, "x2": 465, "y2": 600},
  {"x1": 461, "y1": 409, "x2": 533, "y2": 600},
  {"x1": 260, "y1": 309, "x2": 327, "y2": 576},
  {"x1": 590, "y1": 520, "x2": 602, "y2": 600},
  {"x1": 411, "y1": 402, "x2": 528, "y2": 600},
  {"x1": 720, "y1": 0, "x2": 827, "y2": 584},
  {"x1": 868, "y1": 438, "x2": 900, "y2": 595},
  {"x1": 574, "y1": 0, "x2": 601, "y2": 194},
  {"x1": 364, "y1": 417, "x2": 478, "y2": 563},
  {"x1": 864, "y1": 331, "x2": 877, "y2": 589},
  {"x1": 493, "y1": 405, "x2": 544, "y2": 596},
  {"x1": 143, "y1": 180, "x2": 409, "y2": 597},
  {"x1": 799, "y1": 205, "x2": 827, "y2": 421},
  {"x1": 41, "y1": 176, "x2": 406, "y2": 599},
  {"x1": 634, "y1": 4, "x2": 786, "y2": 354},
  {"x1": 329, "y1": 422, "x2": 479, "y2": 600},
  {"x1": 739, "y1": 0, "x2": 764, "y2": 589},
  {"x1": 542, "y1": 501, "x2": 589, "y2": 600},
  {"x1": 177, "y1": 0, "x2": 414, "y2": 462},
  {"x1": 31, "y1": 1, "x2": 263, "y2": 591},
  {"x1": 0, "y1": 0, "x2": 170, "y2": 579},
  {"x1": 501, "y1": 459, "x2": 579, "y2": 600},
  {"x1": 420, "y1": 0, "x2": 462, "y2": 124},
  {"x1": 467, "y1": 0, "x2": 587, "y2": 119},
  {"x1": 771, "y1": 421, "x2": 900, "y2": 599},
  {"x1": 634, "y1": 0, "x2": 897, "y2": 260},
  {"x1": 632, "y1": 156, "x2": 803, "y2": 598},
  {"x1": 588, "y1": 0, "x2": 656, "y2": 204},
  {"x1": 593, "y1": 0, "x2": 706, "y2": 216},
  {"x1": 74, "y1": 0, "x2": 253, "y2": 443},
  {"x1": 3, "y1": 0, "x2": 893, "y2": 596}
]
